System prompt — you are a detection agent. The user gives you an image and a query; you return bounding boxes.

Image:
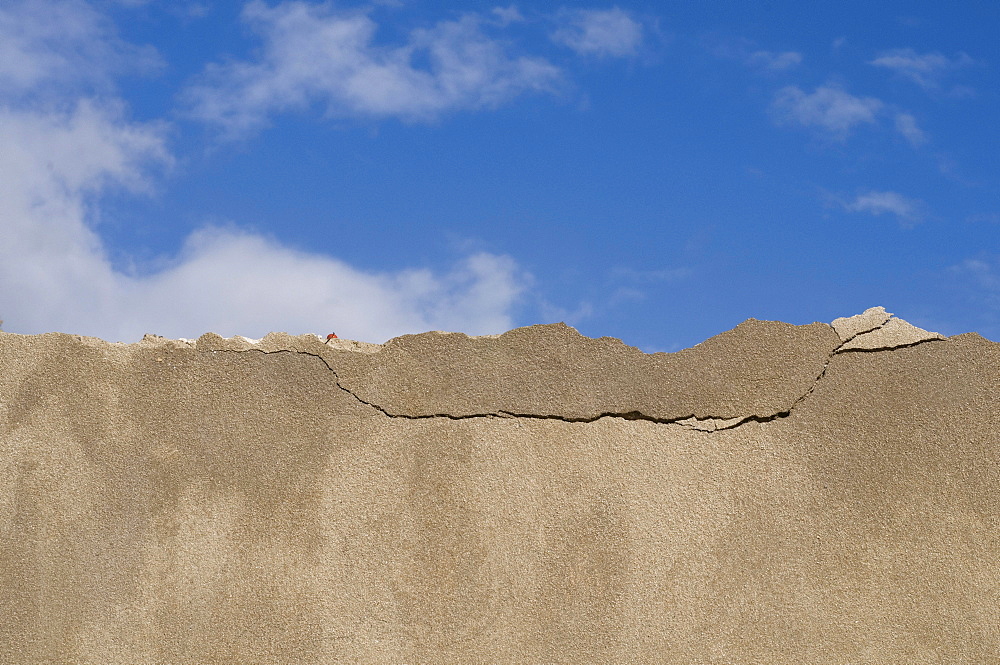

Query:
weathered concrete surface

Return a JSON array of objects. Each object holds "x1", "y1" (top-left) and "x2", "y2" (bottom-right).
[
  {"x1": 837, "y1": 315, "x2": 946, "y2": 351},
  {"x1": 0, "y1": 310, "x2": 997, "y2": 664},
  {"x1": 333, "y1": 319, "x2": 840, "y2": 421},
  {"x1": 831, "y1": 305, "x2": 893, "y2": 341}
]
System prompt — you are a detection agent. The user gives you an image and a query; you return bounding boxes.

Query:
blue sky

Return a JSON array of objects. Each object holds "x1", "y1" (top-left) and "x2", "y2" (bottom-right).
[{"x1": 2, "y1": 0, "x2": 998, "y2": 350}]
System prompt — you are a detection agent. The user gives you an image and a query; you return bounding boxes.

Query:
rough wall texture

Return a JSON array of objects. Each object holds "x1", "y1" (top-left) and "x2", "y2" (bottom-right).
[{"x1": 0, "y1": 307, "x2": 997, "y2": 663}]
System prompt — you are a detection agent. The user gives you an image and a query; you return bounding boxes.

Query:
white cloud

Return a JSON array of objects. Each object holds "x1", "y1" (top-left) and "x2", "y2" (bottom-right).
[
  {"x1": 491, "y1": 5, "x2": 524, "y2": 26},
  {"x1": 870, "y1": 48, "x2": 974, "y2": 90},
  {"x1": 0, "y1": 0, "x2": 532, "y2": 342},
  {"x1": 0, "y1": 101, "x2": 530, "y2": 341},
  {"x1": 551, "y1": 7, "x2": 643, "y2": 57},
  {"x1": 183, "y1": 1, "x2": 561, "y2": 136},
  {"x1": 0, "y1": 0, "x2": 160, "y2": 98},
  {"x1": 0, "y1": 101, "x2": 164, "y2": 334},
  {"x1": 894, "y1": 112, "x2": 927, "y2": 146},
  {"x1": 747, "y1": 50, "x2": 802, "y2": 71},
  {"x1": 771, "y1": 84, "x2": 883, "y2": 140},
  {"x1": 119, "y1": 230, "x2": 529, "y2": 342},
  {"x1": 843, "y1": 190, "x2": 924, "y2": 226}
]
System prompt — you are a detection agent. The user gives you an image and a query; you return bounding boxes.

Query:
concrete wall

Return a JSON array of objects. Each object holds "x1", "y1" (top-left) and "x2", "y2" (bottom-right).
[{"x1": 1, "y1": 309, "x2": 997, "y2": 663}]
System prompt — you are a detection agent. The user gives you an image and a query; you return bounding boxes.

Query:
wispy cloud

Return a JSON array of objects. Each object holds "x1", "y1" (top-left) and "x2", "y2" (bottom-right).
[
  {"x1": 954, "y1": 258, "x2": 1000, "y2": 291},
  {"x1": 0, "y1": 0, "x2": 160, "y2": 98},
  {"x1": 550, "y1": 7, "x2": 644, "y2": 58},
  {"x1": 704, "y1": 36, "x2": 801, "y2": 72},
  {"x1": 771, "y1": 84, "x2": 883, "y2": 140},
  {"x1": 894, "y1": 112, "x2": 927, "y2": 146},
  {"x1": 870, "y1": 48, "x2": 974, "y2": 91},
  {"x1": 491, "y1": 5, "x2": 524, "y2": 26},
  {"x1": 967, "y1": 213, "x2": 1000, "y2": 225},
  {"x1": 183, "y1": 2, "x2": 561, "y2": 136},
  {"x1": 842, "y1": 190, "x2": 925, "y2": 226},
  {"x1": 948, "y1": 257, "x2": 1000, "y2": 320},
  {"x1": 746, "y1": 50, "x2": 802, "y2": 71}
]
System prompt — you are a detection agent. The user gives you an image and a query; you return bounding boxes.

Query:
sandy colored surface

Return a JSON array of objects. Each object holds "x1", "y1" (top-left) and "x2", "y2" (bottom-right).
[{"x1": 0, "y1": 310, "x2": 997, "y2": 663}]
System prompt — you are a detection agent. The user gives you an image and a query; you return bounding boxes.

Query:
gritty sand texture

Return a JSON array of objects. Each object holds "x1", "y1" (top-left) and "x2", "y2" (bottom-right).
[
  {"x1": 831, "y1": 305, "x2": 892, "y2": 342},
  {"x1": 837, "y1": 315, "x2": 946, "y2": 351},
  {"x1": 1, "y1": 309, "x2": 997, "y2": 663}
]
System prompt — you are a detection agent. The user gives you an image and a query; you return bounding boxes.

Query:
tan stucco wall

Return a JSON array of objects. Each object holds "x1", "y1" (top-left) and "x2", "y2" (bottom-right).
[{"x1": 1, "y1": 309, "x2": 997, "y2": 663}]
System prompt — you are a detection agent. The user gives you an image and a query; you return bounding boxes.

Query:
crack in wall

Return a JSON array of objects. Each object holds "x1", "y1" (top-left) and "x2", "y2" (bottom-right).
[
  {"x1": 834, "y1": 338, "x2": 947, "y2": 354},
  {"x1": 192, "y1": 312, "x2": 947, "y2": 432},
  {"x1": 757, "y1": 315, "x2": 948, "y2": 430},
  {"x1": 201, "y1": 348, "x2": 727, "y2": 426},
  {"x1": 834, "y1": 311, "x2": 945, "y2": 352},
  {"x1": 685, "y1": 319, "x2": 946, "y2": 432}
]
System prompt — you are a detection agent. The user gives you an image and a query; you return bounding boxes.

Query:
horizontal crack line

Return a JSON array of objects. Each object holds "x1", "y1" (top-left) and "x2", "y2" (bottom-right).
[
  {"x1": 194, "y1": 334, "x2": 946, "y2": 431},
  {"x1": 197, "y1": 347, "x2": 777, "y2": 429},
  {"x1": 833, "y1": 337, "x2": 947, "y2": 354}
]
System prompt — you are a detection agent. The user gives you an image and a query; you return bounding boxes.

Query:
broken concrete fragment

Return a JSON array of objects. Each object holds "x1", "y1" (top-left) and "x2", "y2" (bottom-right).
[
  {"x1": 837, "y1": 316, "x2": 945, "y2": 352},
  {"x1": 830, "y1": 306, "x2": 892, "y2": 342}
]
